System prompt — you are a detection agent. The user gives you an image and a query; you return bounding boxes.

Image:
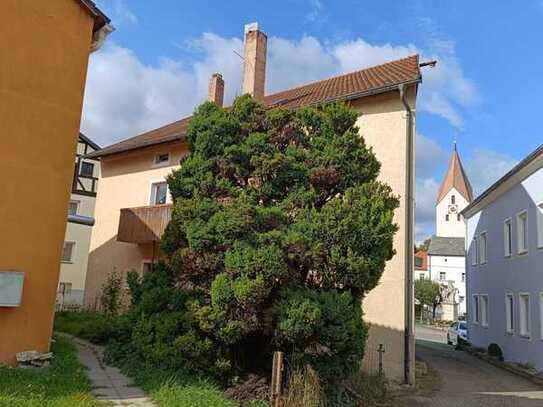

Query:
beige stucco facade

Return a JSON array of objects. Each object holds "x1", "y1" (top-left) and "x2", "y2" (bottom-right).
[
  {"x1": 84, "y1": 142, "x2": 188, "y2": 308},
  {"x1": 352, "y1": 89, "x2": 416, "y2": 382},
  {"x1": 85, "y1": 87, "x2": 416, "y2": 382}
]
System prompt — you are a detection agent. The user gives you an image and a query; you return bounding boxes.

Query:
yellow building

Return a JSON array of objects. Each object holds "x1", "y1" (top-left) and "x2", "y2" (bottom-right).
[
  {"x1": 0, "y1": 0, "x2": 111, "y2": 365},
  {"x1": 57, "y1": 134, "x2": 101, "y2": 308},
  {"x1": 86, "y1": 24, "x2": 421, "y2": 383}
]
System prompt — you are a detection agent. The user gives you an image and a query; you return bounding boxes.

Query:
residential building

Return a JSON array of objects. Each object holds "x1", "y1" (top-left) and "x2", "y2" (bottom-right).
[
  {"x1": 85, "y1": 23, "x2": 424, "y2": 383},
  {"x1": 426, "y1": 146, "x2": 473, "y2": 316},
  {"x1": 0, "y1": 0, "x2": 111, "y2": 365},
  {"x1": 57, "y1": 134, "x2": 100, "y2": 308},
  {"x1": 463, "y1": 144, "x2": 543, "y2": 371},
  {"x1": 415, "y1": 250, "x2": 429, "y2": 280}
]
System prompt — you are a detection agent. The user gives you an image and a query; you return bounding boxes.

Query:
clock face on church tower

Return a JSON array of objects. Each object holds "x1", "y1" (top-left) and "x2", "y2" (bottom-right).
[{"x1": 448, "y1": 204, "x2": 458, "y2": 214}]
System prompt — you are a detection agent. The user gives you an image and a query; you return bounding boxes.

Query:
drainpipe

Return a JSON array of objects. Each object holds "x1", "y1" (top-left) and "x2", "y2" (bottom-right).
[{"x1": 399, "y1": 83, "x2": 415, "y2": 385}]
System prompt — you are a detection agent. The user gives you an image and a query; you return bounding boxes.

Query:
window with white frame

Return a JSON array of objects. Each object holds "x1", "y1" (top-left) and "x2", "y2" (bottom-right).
[
  {"x1": 68, "y1": 200, "x2": 79, "y2": 216},
  {"x1": 504, "y1": 218, "x2": 512, "y2": 257},
  {"x1": 461, "y1": 272, "x2": 465, "y2": 282},
  {"x1": 154, "y1": 153, "x2": 170, "y2": 166},
  {"x1": 517, "y1": 211, "x2": 528, "y2": 254},
  {"x1": 537, "y1": 202, "x2": 543, "y2": 248},
  {"x1": 473, "y1": 295, "x2": 480, "y2": 324},
  {"x1": 479, "y1": 232, "x2": 487, "y2": 264},
  {"x1": 451, "y1": 195, "x2": 456, "y2": 204},
  {"x1": 419, "y1": 273, "x2": 425, "y2": 280},
  {"x1": 150, "y1": 182, "x2": 168, "y2": 205},
  {"x1": 142, "y1": 262, "x2": 153, "y2": 275},
  {"x1": 471, "y1": 238, "x2": 478, "y2": 265},
  {"x1": 519, "y1": 293, "x2": 531, "y2": 337},
  {"x1": 61, "y1": 241, "x2": 75, "y2": 263},
  {"x1": 439, "y1": 272, "x2": 446, "y2": 281},
  {"x1": 505, "y1": 293, "x2": 514, "y2": 333},
  {"x1": 58, "y1": 282, "x2": 72, "y2": 296},
  {"x1": 481, "y1": 295, "x2": 489, "y2": 326}
]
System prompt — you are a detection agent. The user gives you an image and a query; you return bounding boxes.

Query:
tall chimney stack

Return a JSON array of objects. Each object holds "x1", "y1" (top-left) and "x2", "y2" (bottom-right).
[
  {"x1": 208, "y1": 73, "x2": 224, "y2": 107},
  {"x1": 242, "y1": 22, "x2": 267, "y2": 101}
]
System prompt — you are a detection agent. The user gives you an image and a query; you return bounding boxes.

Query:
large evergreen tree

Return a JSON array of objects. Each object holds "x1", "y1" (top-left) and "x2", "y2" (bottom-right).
[{"x1": 152, "y1": 95, "x2": 399, "y2": 381}]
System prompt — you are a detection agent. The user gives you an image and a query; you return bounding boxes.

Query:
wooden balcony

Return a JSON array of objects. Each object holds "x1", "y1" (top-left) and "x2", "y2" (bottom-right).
[{"x1": 117, "y1": 204, "x2": 173, "y2": 244}]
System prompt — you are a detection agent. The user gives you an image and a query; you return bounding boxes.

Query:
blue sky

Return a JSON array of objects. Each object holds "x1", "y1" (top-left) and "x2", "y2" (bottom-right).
[{"x1": 83, "y1": 0, "x2": 543, "y2": 241}]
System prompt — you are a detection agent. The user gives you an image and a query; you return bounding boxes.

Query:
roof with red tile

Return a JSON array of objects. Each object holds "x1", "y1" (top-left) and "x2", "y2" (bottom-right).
[
  {"x1": 414, "y1": 250, "x2": 428, "y2": 270},
  {"x1": 436, "y1": 148, "x2": 473, "y2": 203},
  {"x1": 88, "y1": 55, "x2": 421, "y2": 159}
]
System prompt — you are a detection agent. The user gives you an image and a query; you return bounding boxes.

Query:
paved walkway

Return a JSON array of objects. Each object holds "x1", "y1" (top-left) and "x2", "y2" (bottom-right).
[
  {"x1": 59, "y1": 333, "x2": 155, "y2": 406},
  {"x1": 411, "y1": 325, "x2": 543, "y2": 406}
]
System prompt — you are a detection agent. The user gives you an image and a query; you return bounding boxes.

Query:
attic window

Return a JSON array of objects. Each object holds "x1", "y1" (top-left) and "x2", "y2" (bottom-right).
[
  {"x1": 451, "y1": 195, "x2": 456, "y2": 204},
  {"x1": 154, "y1": 153, "x2": 170, "y2": 166}
]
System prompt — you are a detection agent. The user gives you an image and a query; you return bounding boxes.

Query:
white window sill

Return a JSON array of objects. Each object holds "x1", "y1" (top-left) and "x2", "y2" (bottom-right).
[
  {"x1": 519, "y1": 333, "x2": 531, "y2": 340},
  {"x1": 61, "y1": 260, "x2": 74, "y2": 264},
  {"x1": 506, "y1": 330, "x2": 514, "y2": 335},
  {"x1": 517, "y1": 250, "x2": 529, "y2": 256}
]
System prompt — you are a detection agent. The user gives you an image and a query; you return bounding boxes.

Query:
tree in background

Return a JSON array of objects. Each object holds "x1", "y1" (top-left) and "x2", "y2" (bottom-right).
[
  {"x1": 116, "y1": 95, "x2": 399, "y2": 385},
  {"x1": 415, "y1": 237, "x2": 432, "y2": 253},
  {"x1": 415, "y1": 279, "x2": 442, "y2": 321}
]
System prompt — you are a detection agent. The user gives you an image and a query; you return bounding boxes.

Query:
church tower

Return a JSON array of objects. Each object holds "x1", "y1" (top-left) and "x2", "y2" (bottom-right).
[{"x1": 436, "y1": 145, "x2": 473, "y2": 237}]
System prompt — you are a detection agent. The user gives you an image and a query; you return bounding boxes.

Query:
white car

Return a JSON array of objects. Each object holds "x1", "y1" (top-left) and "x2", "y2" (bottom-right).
[{"x1": 447, "y1": 320, "x2": 468, "y2": 346}]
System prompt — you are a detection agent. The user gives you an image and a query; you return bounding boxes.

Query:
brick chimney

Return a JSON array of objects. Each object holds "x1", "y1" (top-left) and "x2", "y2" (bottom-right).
[
  {"x1": 242, "y1": 22, "x2": 267, "y2": 101},
  {"x1": 208, "y1": 73, "x2": 224, "y2": 107}
]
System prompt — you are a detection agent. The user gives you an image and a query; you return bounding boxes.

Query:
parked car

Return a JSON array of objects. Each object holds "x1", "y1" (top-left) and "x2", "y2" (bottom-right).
[{"x1": 447, "y1": 320, "x2": 468, "y2": 346}]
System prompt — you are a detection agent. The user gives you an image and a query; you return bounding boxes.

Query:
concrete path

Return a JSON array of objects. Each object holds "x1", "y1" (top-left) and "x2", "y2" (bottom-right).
[
  {"x1": 59, "y1": 333, "x2": 155, "y2": 406},
  {"x1": 411, "y1": 325, "x2": 543, "y2": 406}
]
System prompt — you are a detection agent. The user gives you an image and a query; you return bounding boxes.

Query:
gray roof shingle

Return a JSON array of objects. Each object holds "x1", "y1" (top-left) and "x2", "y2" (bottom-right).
[{"x1": 428, "y1": 236, "x2": 465, "y2": 257}]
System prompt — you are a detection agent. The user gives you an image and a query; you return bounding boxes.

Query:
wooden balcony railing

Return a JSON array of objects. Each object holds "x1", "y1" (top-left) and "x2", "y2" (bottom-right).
[{"x1": 117, "y1": 204, "x2": 173, "y2": 244}]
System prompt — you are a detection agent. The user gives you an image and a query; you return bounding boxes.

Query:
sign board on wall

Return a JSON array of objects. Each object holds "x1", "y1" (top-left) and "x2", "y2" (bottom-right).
[{"x1": 0, "y1": 271, "x2": 24, "y2": 307}]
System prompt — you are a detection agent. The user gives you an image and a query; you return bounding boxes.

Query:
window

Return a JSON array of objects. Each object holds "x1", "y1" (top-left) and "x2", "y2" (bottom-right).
[
  {"x1": 150, "y1": 182, "x2": 168, "y2": 205},
  {"x1": 459, "y1": 296, "x2": 465, "y2": 303},
  {"x1": 61, "y1": 241, "x2": 75, "y2": 263},
  {"x1": 505, "y1": 294, "x2": 514, "y2": 333},
  {"x1": 479, "y1": 232, "x2": 487, "y2": 264},
  {"x1": 473, "y1": 295, "x2": 480, "y2": 324},
  {"x1": 445, "y1": 214, "x2": 449, "y2": 221},
  {"x1": 58, "y1": 282, "x2": 72, "y2": 296},
  {"x1": 461, "y1": 273, "x2": 465, "y2": 282},
  {"x1": 154, "y1": 153, "x2": 170, "y2": 166},
  {"x1": 519, "y1": 293, "x2": 531, "y2": 337},
  {"x1": 142, "y1": 262, "x2": 153, "y2": 275},
  {"x1": 517, "y1": 211, "x2": 528, "y2": 254},
  {"x1": 68, "y1": 200, "x2": 79, "y2": 216},
  {"x1": 504, "y1": 219, "x2": 512, "y2": 257},
  {"x1": 481, "y1": 295, "x2": 489, "y2": 327},
  {"x1": 80, "y1": 161, "x2": 94, "y2": 177},
  {"x1": 471, "y1": 238, "x2": 478, "y2": 266},
  {"x1": 419, "y1": 273, "x2": 425, "y2": 280},
  {"x1": 457, "y1": 214, "x2": 461, "y2": 221},
  {"x1": 451, "y1": 195, "x2": 456, "y2": 204},
  {"x1": 439, "y1": 272, "x2": 446, "y2": 281},
  {"x1": 538, "y1": 202, "x2": 543, "y2": 248}
]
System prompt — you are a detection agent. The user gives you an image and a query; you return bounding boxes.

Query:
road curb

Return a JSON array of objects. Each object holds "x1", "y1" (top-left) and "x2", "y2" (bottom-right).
[{"x1": 463, "y1": 346, "x2": 543, "y2": 387}]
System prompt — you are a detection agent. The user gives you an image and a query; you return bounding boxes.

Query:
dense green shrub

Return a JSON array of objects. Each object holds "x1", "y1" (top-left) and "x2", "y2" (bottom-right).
[
  {"x1": 111, "y1": 95, "x2": 399, "y2": 384},
  {"x1": 54, "y1": 311, "x2": 115, "y2": 344}
]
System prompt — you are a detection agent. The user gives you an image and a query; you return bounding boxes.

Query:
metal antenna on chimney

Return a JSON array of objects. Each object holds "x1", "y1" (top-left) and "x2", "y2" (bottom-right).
[{"x1": 233, "y1": 49, "x2": 255, "y2": 96}]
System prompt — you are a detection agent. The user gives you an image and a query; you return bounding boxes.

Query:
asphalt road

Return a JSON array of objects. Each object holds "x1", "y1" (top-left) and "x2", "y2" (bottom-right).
[{"x1": 412, "y1": 324, "x2": 543, "y2": 406}]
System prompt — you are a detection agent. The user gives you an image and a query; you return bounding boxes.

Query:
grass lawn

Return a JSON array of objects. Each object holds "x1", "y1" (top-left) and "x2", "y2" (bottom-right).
[{"x1": 0, "y1": 336, "x2": 104, "y2": 407}]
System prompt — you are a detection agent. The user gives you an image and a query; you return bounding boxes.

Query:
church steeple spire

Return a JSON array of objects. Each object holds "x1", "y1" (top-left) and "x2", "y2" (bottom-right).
[{"x1": 436, "y1": 146, "x2": 473, "y2": 204}]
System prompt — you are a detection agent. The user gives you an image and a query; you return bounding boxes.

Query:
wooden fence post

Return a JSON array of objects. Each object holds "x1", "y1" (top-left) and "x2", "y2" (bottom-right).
[{"x1": 270, "y1": 351, "x2": 284, "y2": 407}]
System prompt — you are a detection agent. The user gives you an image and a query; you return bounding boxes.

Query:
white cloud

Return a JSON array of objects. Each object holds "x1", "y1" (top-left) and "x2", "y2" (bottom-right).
[
  {"x1": 465, "y1": 149, "x2": 517, "y2": 196},
  {"x1": 306, "y1": 0, "x2": 324, "y2": 22},
  {"x1": 96, "y1": 0, "x2": 138, "y2": 26},
  {"x1": 81, "y1": 31, "x2": 478, "y2": 144},
  {"x1": 415, "y1": 177, "x2": 440, "y2": 241},
  {"x1": 416, "y1": 133, "x2": 448, "y2": 179}
]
